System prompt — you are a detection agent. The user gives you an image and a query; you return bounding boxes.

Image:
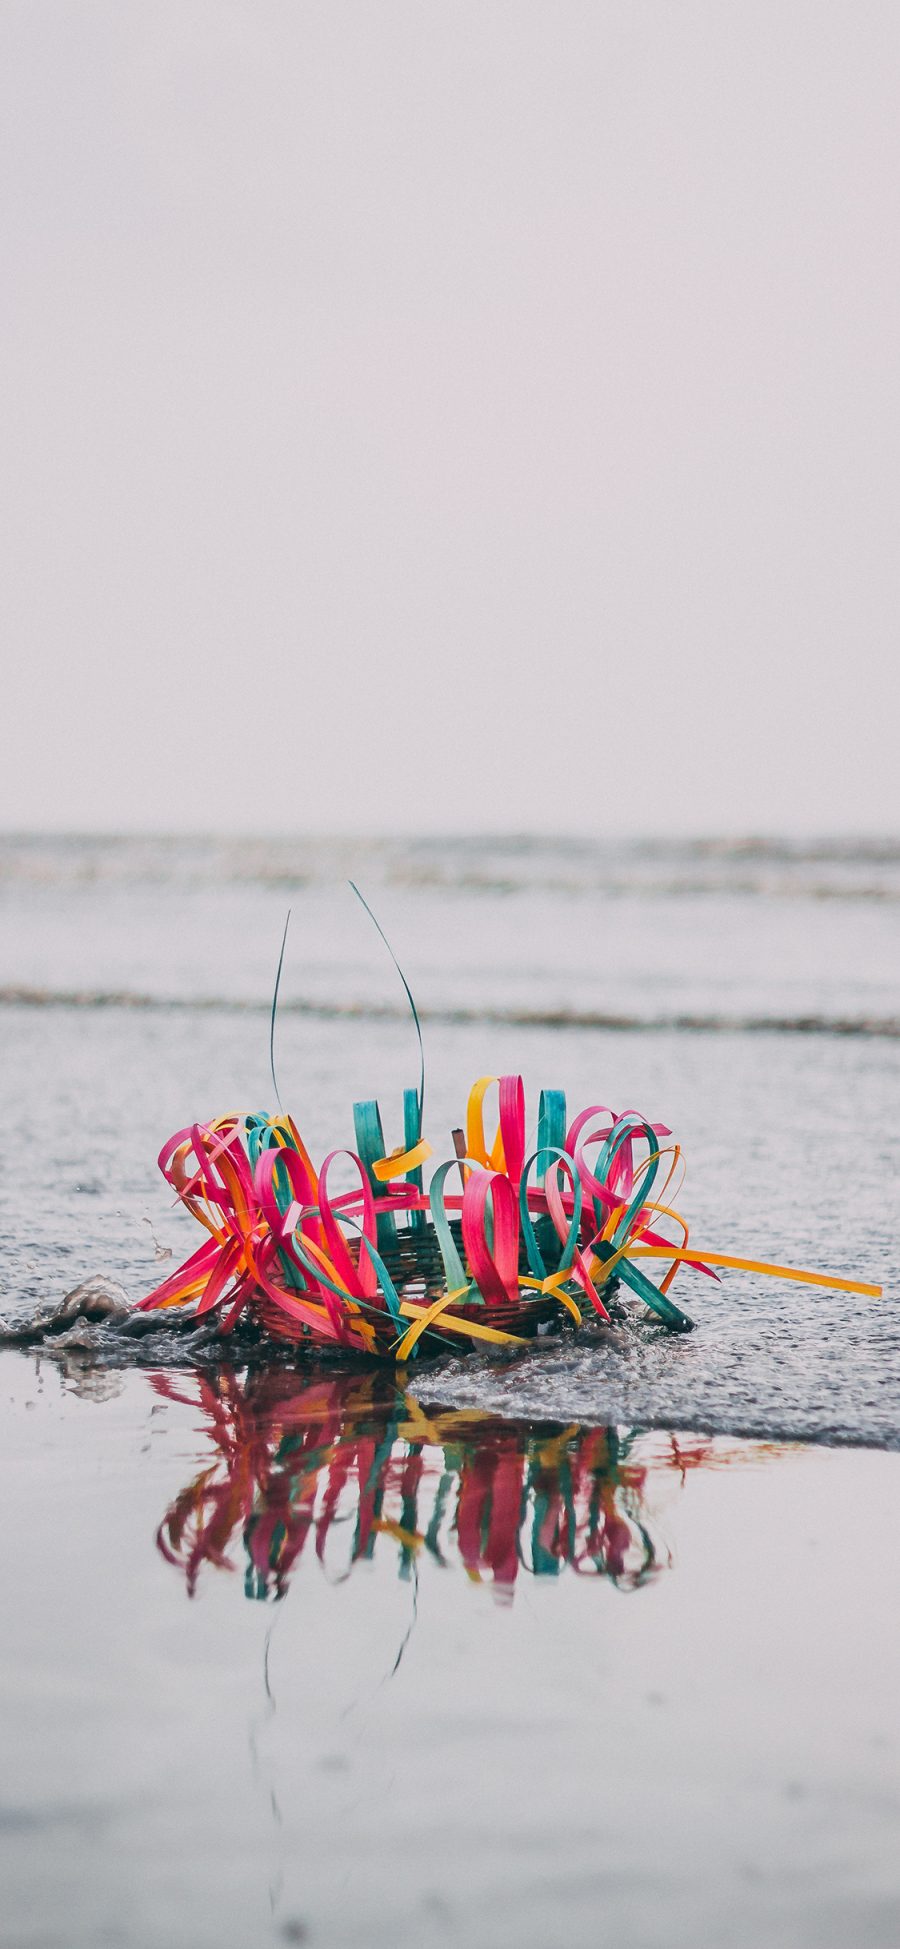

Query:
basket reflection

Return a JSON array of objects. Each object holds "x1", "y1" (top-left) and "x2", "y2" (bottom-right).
[{"x1": 153, "y1": 1367, "x2": 739, "y2": 1603}]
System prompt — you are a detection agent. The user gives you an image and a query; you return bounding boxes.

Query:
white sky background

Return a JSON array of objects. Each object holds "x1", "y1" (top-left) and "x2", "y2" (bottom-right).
[{"x1": 1, "y1": 2, "x2": 898, "y2": 836}]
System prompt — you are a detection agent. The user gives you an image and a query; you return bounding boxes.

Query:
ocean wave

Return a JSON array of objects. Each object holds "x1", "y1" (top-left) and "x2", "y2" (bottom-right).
[
  {"x1": 3, "y1": 832, "x2": 900, "y2": 900},
  {"x1": 2, "y1": 985, "x2": 898, "y2": 1037}
]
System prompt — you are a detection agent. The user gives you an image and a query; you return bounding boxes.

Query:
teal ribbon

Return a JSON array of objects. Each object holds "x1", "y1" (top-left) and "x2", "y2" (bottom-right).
[
  {"x1": 428, "y1": 1158, "x2": 474, "y2": 1301},
  {"x1": 518, "y1": 1146, "x2": 582, "y2": 1282},
  {"x1": 535, "y1": 1089, "x2": 567, "y2": 1182},
  {"x1": 352, "y1": 1099, "x2": 397, "y2": 1251},
  {"x1": 404, "y1": 1085, "x2": 426, "y2": 1234},
  {"x1": 353, "y1": 1089, "x2": 427, "y2": 1248},
  {"x1": 592, "y1": 1240, "x2": 693, "y2": 1331}
]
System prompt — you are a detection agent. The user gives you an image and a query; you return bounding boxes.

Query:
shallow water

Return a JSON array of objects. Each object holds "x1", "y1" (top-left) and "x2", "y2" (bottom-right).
[
  {"x1": 2, "y1": 1352, "x2": 899, "y2": 1949},
  {"x1": 1, "y1": 833, "x2": 899, "y2": 1944},
  {"x1": 2, "y1": 831, "x2": 900, "y2": 1031}
]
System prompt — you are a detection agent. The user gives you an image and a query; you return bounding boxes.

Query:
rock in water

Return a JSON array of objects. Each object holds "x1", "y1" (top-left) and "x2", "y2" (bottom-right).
[
  {"x1": 0, "y1": 1275, "x2": 131, "y2": 1342},
  {"x1": 55, "y1": 1275, "x2": 132, "y2": 1324}
]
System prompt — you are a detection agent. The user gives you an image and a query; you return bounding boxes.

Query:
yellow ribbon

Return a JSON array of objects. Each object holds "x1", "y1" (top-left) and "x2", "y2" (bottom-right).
[
  {"x1": 520, "y1": 1270, "x2": 583, "y2": 1325},
  {"x1": 372, "y1": 1138, "x2": 433, "y2": 1183},
  {"x1": 465, "y1": 1077, "x2": 506, "y2": 1171},
  {"x1": 397, "y1": 1299, "x2": 527, "y2": 1351},
  {"x1": 627, "y1": 1247, "x2": 881, "y2": 1298},
  {"x1": 394, "y1": 1285, "x2": 471, "y2": 1361}
]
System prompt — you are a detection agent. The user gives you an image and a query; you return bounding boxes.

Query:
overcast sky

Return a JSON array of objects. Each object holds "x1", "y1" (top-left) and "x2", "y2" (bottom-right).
[{"x1": 1, "y1": 2, "x2": 898, "y2": 835}]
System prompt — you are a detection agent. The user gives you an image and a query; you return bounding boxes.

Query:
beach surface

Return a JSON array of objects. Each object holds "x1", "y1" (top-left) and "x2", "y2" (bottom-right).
[{"x1": 1, "y1": 833, "x2": 898, "y2": 1946}]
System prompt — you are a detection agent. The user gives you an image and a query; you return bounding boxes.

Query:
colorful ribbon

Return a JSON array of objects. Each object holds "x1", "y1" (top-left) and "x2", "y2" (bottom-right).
[{"x1": 138, "y1": 1071, "x2": 882, "y2": 1359}]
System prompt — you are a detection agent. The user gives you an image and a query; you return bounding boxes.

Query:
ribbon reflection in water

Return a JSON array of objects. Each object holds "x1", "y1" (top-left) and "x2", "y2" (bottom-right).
[{"x1": 154, "y1": 1369, "x2": 757, "y2": 1603}]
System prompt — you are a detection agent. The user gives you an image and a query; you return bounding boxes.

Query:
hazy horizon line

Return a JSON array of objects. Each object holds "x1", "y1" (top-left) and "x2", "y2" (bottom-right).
[{"x1": 3, "y1": 826, "x2": 900, "y2": 847}]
